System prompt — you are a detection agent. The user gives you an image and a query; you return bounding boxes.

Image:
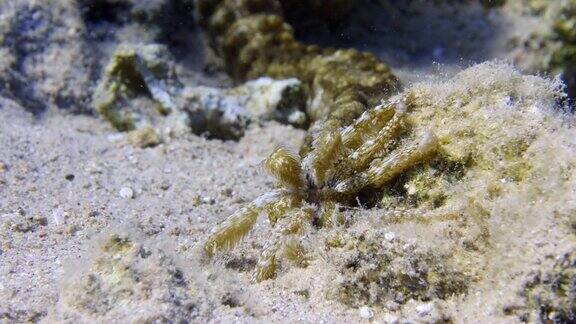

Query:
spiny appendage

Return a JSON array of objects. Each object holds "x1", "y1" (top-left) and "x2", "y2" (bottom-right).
[
  {"x1": 254, "y1": 239, "x2": 280, "y2": 282},
  {"x1": 263, "y1": 146, "x2": 305, "y2": 191},
  {"x1": 254, "y1": 208, "x2": 313, "y2": 282},
  {"x1": 302, "y1": 121, "x2": 344, "y2": 188},
  {"x1": 341, "y1": 103, "x2": 397, "y2": 149},
  {"x1": 203, "y1": 190, "x2": 294, "y2": 256},
  {"x1": 347, "y1": 106, "x2": 406, "y2": 171},
  {"x1": 204, "y1": 204, "x2": 261, "y2": 256},
  {"x1": 335, "y1": 130, "x2": 439, "y2": 195}
]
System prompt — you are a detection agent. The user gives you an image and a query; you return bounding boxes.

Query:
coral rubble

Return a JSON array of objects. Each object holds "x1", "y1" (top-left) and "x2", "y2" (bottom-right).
[{"x1": 95, "y1": 43, "x2": 307, "y2": 139}]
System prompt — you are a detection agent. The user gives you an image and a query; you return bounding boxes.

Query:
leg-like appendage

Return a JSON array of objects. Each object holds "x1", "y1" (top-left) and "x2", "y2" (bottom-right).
[
  {"x1": 348, "y1": 108, "x2": 405, "y2": 171},
  {"x1": 265, "y1": 193, "x2": 302, "y2": 226},
  {"x1": 303, "y1": 121, "x2": 343, "y2": 187},
  {"x1": 254, "y1": 239, "x2": 281, "y2": 282},
  {"x1": 335, "y1": 131, "x2": 438, "y2": 195},
  {"x1": 264, "y1": 147, "x2": 305, "y2": 191},
  {"x1": 204, "y1": 205, "x2": 261, "y2": 256},
  {"x1": 204, "y1": 190, "x2": 288, "y2": 256},
  {"x1": 254, "y1": 207, "x2": 313, "y2": 281},
  {"x1": 341, "y1": 102, "x2": 397, "y2": 150},
  {"x1": 367, "y1": 131, "x2": 438, "y2": 187}
]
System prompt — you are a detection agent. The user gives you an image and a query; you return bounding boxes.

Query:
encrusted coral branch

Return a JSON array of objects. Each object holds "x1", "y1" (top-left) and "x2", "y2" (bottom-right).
[{"x1": 196, "y1": 0, "x2": 400, "y2": 152}]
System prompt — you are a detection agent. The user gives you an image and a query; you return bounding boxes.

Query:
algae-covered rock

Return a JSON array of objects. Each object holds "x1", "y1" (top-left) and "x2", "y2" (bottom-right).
[
  {"x1": 375, "y1": 62, "x2": 570, "y2": 215},
  {"x1": 58, "y1": 234, "x2": 210, "y2": 322},
  {"x1": 93, "y1": 43, "x2": 183, "y2": 131},
  {"x1": 519, "y1": 249, "x2": 576, "y2": 323},
  {"x1": 127, "y1": 126, "x2": 162, "y2": 148},
  {"x1": 328, "y1": 229, "x2": 468, "y2": 306},
  {"x1": 0, "y1": 0, "x2": 96, "y2": 113}
]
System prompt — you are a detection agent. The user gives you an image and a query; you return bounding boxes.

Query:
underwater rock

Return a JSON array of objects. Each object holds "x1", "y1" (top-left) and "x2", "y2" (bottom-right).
[
  {"x1": 95, "y1": 43, "x2": 308, "y2": 139},
  {"x1": 328, "y1": 229, "x2": 468, "y2": 307},
  {"x1": 182, "y1": 77, "x2": 307, "y2": 139},
  {"x1": 519, "y1": 249, "x2": 576, "y2": 323},
  {"x1": 93, "y1": 43, "x2": 183, "y2": 131},
  {"x1": 0, "y1": 0, "x2": 97, "y2": 113},
  {"x1": 57, "y1": 234, "x2": 210, "y2": 322},
  {"x1": 127, "y1": 126, "x2": 162, "y2": 148}
]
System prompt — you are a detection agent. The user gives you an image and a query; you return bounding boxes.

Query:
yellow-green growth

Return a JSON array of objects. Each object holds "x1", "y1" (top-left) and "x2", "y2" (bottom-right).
[
  {"x1": 264, "y1": 147, "x2": 305, "y2": 190},
  {"x1": 204, "y1": 205, "x2": 261, "y2": 256},
  {"x1": 283, "y1": 240, "x2": 308, "y2": 267},
  {"x1": 264, "y1": 193, "x2": 301, "y2": 226},
  {"x1": 197, "y1": 0, "x2": 400, "y2": 149},
  {"x1": 254, "y1": 241, "x2": 280, "y2": 282},
  {"x1": 95, "y1": 48, "x2": 143, "y2": 131},
  {"x1": 94, "y1": 44, "x2": 180, "y2": 131}
]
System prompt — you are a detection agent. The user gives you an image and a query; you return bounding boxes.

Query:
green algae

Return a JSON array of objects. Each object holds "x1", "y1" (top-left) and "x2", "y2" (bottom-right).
[{"x1": 93, "y1": 44, "x2": 181, "y2": 131}]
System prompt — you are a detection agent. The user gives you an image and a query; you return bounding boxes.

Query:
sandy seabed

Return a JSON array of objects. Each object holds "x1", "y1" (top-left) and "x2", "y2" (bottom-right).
[{"x1": 1, "y1": 1, "x2": 576, "y2": 323}]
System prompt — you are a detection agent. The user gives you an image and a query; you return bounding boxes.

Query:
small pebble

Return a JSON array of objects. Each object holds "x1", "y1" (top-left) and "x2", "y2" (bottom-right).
[
  {"x1": 202, "y1": 197, "x2": 216, "y2": 205},
  {"x1": 107, "y1": 133, "x2": 124, "y2": 142},
  {"x1": 384, "y1": 231, "x2": 396, "y2": 242},
  {"x1": 128, "y1": 126, "x2": 161, "y2": 148},
  {"x1": 220, "y1": 188, "x2": 233, "y2": 197},
  {"x1": 159, "y1": 180, "x2": 171, "y2": 190},
  {"x1": 359, "y1": 306, "x2": 374, "y2": 319},
  {"x1": 382, "y1": 313, "x2": 399, "y2": 324},
  {"x1": 65, "y1": 224, "x2": 78, "y2": 235},
  {"x1": 119, "y1": 187, "x2": 134, "y2": 199},
  {"x1": 52, "y1": 208, "x2": 65, "y2": 226},
  {"x1": 192, "y1": 195, "x2": 201, "y2": 207},
  {"x1": 385, "y1": 301, "x2": 400, "y2": 311},
  {"x1": 416, "y1": 303, "x2": 433, "y2": 317}
]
